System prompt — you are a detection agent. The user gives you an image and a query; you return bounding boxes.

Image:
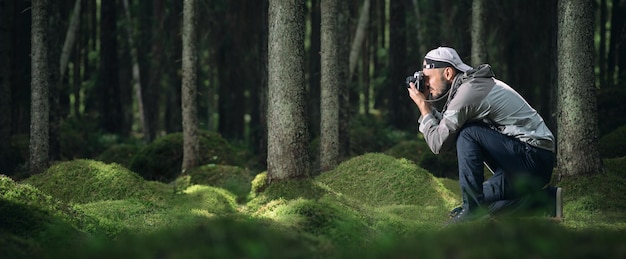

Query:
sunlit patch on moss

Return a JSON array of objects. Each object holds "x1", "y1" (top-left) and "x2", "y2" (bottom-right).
[{"x1": 21, "y1": 159, "x2": 158, "y2": 204}]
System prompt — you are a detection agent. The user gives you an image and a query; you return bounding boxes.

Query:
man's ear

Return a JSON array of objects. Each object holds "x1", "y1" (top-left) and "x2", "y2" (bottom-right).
[{"x1": 444, "y1": 67, "x2": 456, "y2": 80}]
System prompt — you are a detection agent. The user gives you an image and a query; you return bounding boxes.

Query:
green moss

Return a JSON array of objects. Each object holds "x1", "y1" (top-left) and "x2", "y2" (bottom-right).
[
  {"x1": 356, "y1": 219, "x2": 626, "y2": 258},
  {"x1": 0, "y1": 175, "x2": 116, "y2": 258},
  {"x1": 558, "y1": 161, "x2": 626, "y2": 229},
  {"x1": 385, "y1": 140, "x2": 459, "y2": 178},
  {"x1": 317, "y1": 153, "x2": 459, "y2": 209},
  {"x1": 246, "y1": 178, "x2": 327, "y2": 213},
  {"x1": 599, "y1": 125, "x2": 626, "y2": 159},
  {"x1": 250, "y1": 172, "x2": 269, "y2": 195},
  {"x1": 21, "y1": 159, "x2": 157, "y2": 204},
  {"x1": 256, "y1": 197, "x2": 373, "y2": 247},
  {"x1": 129, "y1": 131, "x2": 243, "y2": 182},
  {"x1": 54, "y1": 217, "x2": 321, "y2": 259},
  {"x1": 77, "y1": 185, "x2": 239, "y2": 236},
  {"x1": 178, "y1": 164, "x2": 254, "y2": 203}
]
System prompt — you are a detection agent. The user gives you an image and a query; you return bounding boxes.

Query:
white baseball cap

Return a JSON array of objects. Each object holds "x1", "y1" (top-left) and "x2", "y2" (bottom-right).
[{"x1": 423, "y1": 47, "x2": 472, "y2": 72}]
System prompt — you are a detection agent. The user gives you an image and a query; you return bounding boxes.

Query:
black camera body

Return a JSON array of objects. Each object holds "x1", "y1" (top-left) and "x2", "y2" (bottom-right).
[{"x1": 405, "y1": 71, "x2": 425, "y2": 92}]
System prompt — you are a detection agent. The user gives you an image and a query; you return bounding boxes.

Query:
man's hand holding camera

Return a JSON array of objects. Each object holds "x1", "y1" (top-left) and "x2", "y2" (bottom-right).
[{"x1": 406, "y1": 71, "x2": 431, "y2": 117}]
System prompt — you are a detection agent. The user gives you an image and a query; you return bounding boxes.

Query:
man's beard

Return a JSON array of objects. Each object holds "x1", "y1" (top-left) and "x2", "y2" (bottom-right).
[{"x1": 430, "y1": 79, "x2": 452, "y2": 100}]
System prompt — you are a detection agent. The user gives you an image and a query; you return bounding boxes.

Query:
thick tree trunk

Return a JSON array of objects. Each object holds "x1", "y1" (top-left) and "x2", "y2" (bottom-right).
[
  {"x1": 267, "y1": 0, "x2": 310, "y2": 181},
  {"x1": 320, "y1": 0, "x2": 347, "y2": 172},
  {"x1": 556, "y1": 0, "x2": 603, "y2": 177},
  {"x1": 30, "y1": 0, "x2": 50, "y2": 175},
  {"x1": 181, "y1": 0, "x2": 200, "y2": 172}
]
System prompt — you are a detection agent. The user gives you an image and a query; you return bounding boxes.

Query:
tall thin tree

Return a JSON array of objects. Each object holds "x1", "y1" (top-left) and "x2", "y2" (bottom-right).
[
  {"x1": 320, "y1": 0, "x2": 344, "y2": 171},
  {"x1": 556, "y1": 0, "x2": 603, "y2": 177},
  {"x1": 30, "y1": 0, "x2": 50, "y2": 175},
  {"x1": 181, "y1": 0, "x2": 200, "y2": 172},
  {"x1": 471, "y1": 0, "x2": 487, "y2": 65},
  {"x1": 267, "y1": 0, "x2": 311, "y2": 181}
]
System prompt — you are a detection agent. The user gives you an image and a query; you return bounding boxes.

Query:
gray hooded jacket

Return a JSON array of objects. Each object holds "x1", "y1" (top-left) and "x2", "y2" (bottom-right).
[{"x1": 418, "y1": 64, "x2": 555, "y2": 154}]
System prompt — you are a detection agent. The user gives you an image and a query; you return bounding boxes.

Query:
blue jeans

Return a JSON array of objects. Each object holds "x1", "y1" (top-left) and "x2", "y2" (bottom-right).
[{"x1": 456, "y1": 123, "x2": 554, "y2": 215}]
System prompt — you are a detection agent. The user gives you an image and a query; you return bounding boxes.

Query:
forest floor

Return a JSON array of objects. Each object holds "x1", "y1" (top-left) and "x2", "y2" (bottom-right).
[{"x1": 2, "y1": 154, "x2": 626, "y2": 258}]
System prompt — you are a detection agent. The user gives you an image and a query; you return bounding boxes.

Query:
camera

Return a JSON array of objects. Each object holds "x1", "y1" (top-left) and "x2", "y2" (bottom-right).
[{"x1": 405, "y1": 71, "x2": 425, "y2": 92}]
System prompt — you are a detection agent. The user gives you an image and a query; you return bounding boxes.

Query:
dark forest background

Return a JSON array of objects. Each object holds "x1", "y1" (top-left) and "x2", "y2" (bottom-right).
[{"x1": 1, "y1": 0, "x2": 625, "y2": 178}]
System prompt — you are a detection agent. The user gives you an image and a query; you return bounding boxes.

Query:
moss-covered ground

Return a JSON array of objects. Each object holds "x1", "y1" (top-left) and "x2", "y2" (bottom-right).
[{"x1": 2, "y1": 154, "x2": 626, "y2": 258}]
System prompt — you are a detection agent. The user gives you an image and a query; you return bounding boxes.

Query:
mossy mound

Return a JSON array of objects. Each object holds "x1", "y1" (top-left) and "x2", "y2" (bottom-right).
[
  {"x1": 129, "y1": 131, "x2": 242, "y2": 182},
  {"x1": 356, "y1": 219, "x2": 626, "y2": 258},
  {"x1": 22, "y1": 159, "x2": 157, "y2": 204},
  {"x1": 173, "y1": 185, "x2": 238, "y2": 215},
  {"x1": 0, "y1": 175, "x2": 114, "y2": 258},
  {"x1": 558, "y1": 158, "x2": 626, "y2": 228},
  {"x1": 53, "y1": 217, "x2": 321, "y2": 259},
  {"x1": 96, "y1": 143, "x2": 143, "y2": 168},
  {"x1": 247, "y1": 178, "x2": 328, "y2": 213},
  {"x1": 77, "y1": 184, "x2": 239, "y2": 235},
  {"x1": 599, "y1": 125, "x2": 626, "y2": 159},
  {"x1": 316, "y1": 153, "x2": 460, "y2": 225},
  {"x1": 316, "y1": 153, "x2": 459, "y2": 208},
  {"x1": 175, "y1": 164, "x2": 254, "y2": 203},
  {"x1": 385, "y1": 140, "x2": 458, "y2": 178}
]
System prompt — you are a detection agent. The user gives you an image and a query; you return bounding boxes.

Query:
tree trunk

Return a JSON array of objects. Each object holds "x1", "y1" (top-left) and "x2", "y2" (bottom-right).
[
  {"x1": 122, "y1": 0, "x2": 150, "y2": 141},
  {"x1": 60, "y1": 0, "x2": 81, "y2": 81},
  {"x1": 30, "y1": 0, "x2": 51, "y2": 175},
  {"x1": 181, "y1": 0, "x2": 200, "y2": 172},
  {"x1": 349, "y1": 0, "x2": 370, "y2": 79},
  {"x1": 47, "y1": 0, "x2": 61, "y2": 161},
  {"x1": 556, "y1": 0, "x2": 603, "y2": 177},
  {"x1": 267, "y1": 0, "x2": 310, "y2": 181},
  {"x1": 320, "y1": 0, "x2": 346, "y2": 172},
  {"x1": 607, "y1": 0, "x2": 625, "y2": 87},
  {"x1": 471, "y1": 0, "x2": 487, "y2": 65}
]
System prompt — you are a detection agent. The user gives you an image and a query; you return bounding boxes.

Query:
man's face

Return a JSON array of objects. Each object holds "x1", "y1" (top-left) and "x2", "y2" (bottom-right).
[{"x1": 422, "y1": 61, "x2": 452, "y2": 99}]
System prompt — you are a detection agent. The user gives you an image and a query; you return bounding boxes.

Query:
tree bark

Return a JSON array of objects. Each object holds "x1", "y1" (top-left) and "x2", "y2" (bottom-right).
[
  {"x1": 556, "y1": 0, "x2": 603, "y2": 177},
  {"x1": 181, "y1": 0, "x2": 200, "y2": 172},
  {"x1": 320, "y1": 0, "x2": 346, "y2": 172},
  {"x1": 471, "y1": 0, "x2": 487, "y2": 65},
  {"x1": 267, "y1": 0, "x2": 311, "y2": 181},
  {"x1": 30, "y1": 0, "x2": 50, "y2": 175},
  {"x1": 122, "y1": 0, "x2": 150, "y2": 141},
  {"x1": 349, "y1": 0, "x2": 370, "y2": 79},
  {"x1": 60, "y1": 0, "x2": 81, "y2": 81}
]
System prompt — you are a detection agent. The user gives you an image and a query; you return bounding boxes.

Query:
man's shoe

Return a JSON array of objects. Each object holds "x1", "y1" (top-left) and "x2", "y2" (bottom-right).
[
  {"x1": 448, "y1": 206, "x2": 463, "y2": 218},
  {"x1": 445, "y1": 207, "x2": 489, "y2": 225}
]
